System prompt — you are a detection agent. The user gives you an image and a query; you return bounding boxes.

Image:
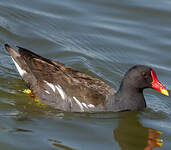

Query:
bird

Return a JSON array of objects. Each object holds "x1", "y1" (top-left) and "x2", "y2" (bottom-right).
[{"x1": 4, "y1": 44, "x2": 169, "y2": 112}]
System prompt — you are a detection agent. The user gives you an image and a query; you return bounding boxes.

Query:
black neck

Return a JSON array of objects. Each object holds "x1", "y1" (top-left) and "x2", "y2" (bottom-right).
[{"x1": 115, "y1": 84, "x2": 146, "y2": 110}]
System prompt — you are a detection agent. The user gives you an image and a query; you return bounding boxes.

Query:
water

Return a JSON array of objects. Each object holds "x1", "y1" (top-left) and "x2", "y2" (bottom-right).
[{"x1": 0, "y1": 0, "x2": 171, "y2": 149}]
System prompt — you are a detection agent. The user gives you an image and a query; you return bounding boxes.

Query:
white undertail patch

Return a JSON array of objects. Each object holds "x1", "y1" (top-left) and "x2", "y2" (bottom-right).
[
  {"x1": 11, "y1": 57, "x2": 27, "y2": 77},
  {"x1": 73, "y1": 97, "x2": 84, "y2": 111}
]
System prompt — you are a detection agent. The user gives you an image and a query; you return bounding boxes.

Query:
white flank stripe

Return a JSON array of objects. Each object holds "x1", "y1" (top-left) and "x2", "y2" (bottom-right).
[
  {"x1": 45, "y1": 90, "x2": 50, "y2": 94},
  {"x1": 55, "y1": 85, "x2": 66, "y2": 100},
  {"x1": 11, "y1": 57, "x2": 27, "y2": 76},
  {"x1": 88, "y1": 104, "x2": 95, "y2": 108},
  {"x1": 73, "y1": 97, "x2": 84, "y2": 111},
  {"x1": 82, "y1": 102, "x2": 88, "y2": 109},
  {"x1": 44, "y1": 81, "x2": 56, "y2": 92}
]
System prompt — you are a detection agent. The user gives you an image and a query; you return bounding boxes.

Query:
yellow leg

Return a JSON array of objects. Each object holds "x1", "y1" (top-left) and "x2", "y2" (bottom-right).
[{"x1": 23, "y1": 89, "x2": 46, "y2": 106}]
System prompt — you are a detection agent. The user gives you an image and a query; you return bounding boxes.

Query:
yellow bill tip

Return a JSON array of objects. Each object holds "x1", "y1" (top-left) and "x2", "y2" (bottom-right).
[
  {"x1": 161, "y1": 89, "x2": 169, "y2": 96},
  {"x1": 156, "y1": 130, "x2": 163, "y2": 135},
  {"x1": 156, "y1": 139, "x2": 163, "y2": 147}
]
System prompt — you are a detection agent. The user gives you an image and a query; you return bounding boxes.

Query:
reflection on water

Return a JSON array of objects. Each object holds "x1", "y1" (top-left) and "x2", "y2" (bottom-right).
[
  {"x1": 0, "y1": 0, "x2": 171, "y2": 149},
  {"x1": 145, "y1": 129, "x2": 163, "y2": 150},
  {"x1": 114, "y1": 111, "x2": 163, "y2": 150},
  {"x1": 48, "y1": 139, "x2": 76, "y2": 150}
]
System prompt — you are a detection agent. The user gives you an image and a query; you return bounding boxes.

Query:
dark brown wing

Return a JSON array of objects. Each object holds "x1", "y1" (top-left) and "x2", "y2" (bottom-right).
[{"x1": 17, "y1": 46, "x2": 115, "y2": 106}]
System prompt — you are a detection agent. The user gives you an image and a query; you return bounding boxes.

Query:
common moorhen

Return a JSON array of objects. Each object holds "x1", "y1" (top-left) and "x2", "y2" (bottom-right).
[{"x1": 5, "y1": 44, "x2": 169, "y2": 112}]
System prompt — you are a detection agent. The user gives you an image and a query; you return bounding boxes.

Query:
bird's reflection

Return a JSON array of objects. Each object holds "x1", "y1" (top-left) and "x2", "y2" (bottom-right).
[{"x1": 114, "y1": 111, "x2": 163, "y2": 150}]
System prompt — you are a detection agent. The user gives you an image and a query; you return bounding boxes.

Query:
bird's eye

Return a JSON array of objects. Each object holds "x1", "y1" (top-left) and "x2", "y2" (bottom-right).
[{"x1": 142, "y1": 72, "x2": 148, "y2": 78}]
